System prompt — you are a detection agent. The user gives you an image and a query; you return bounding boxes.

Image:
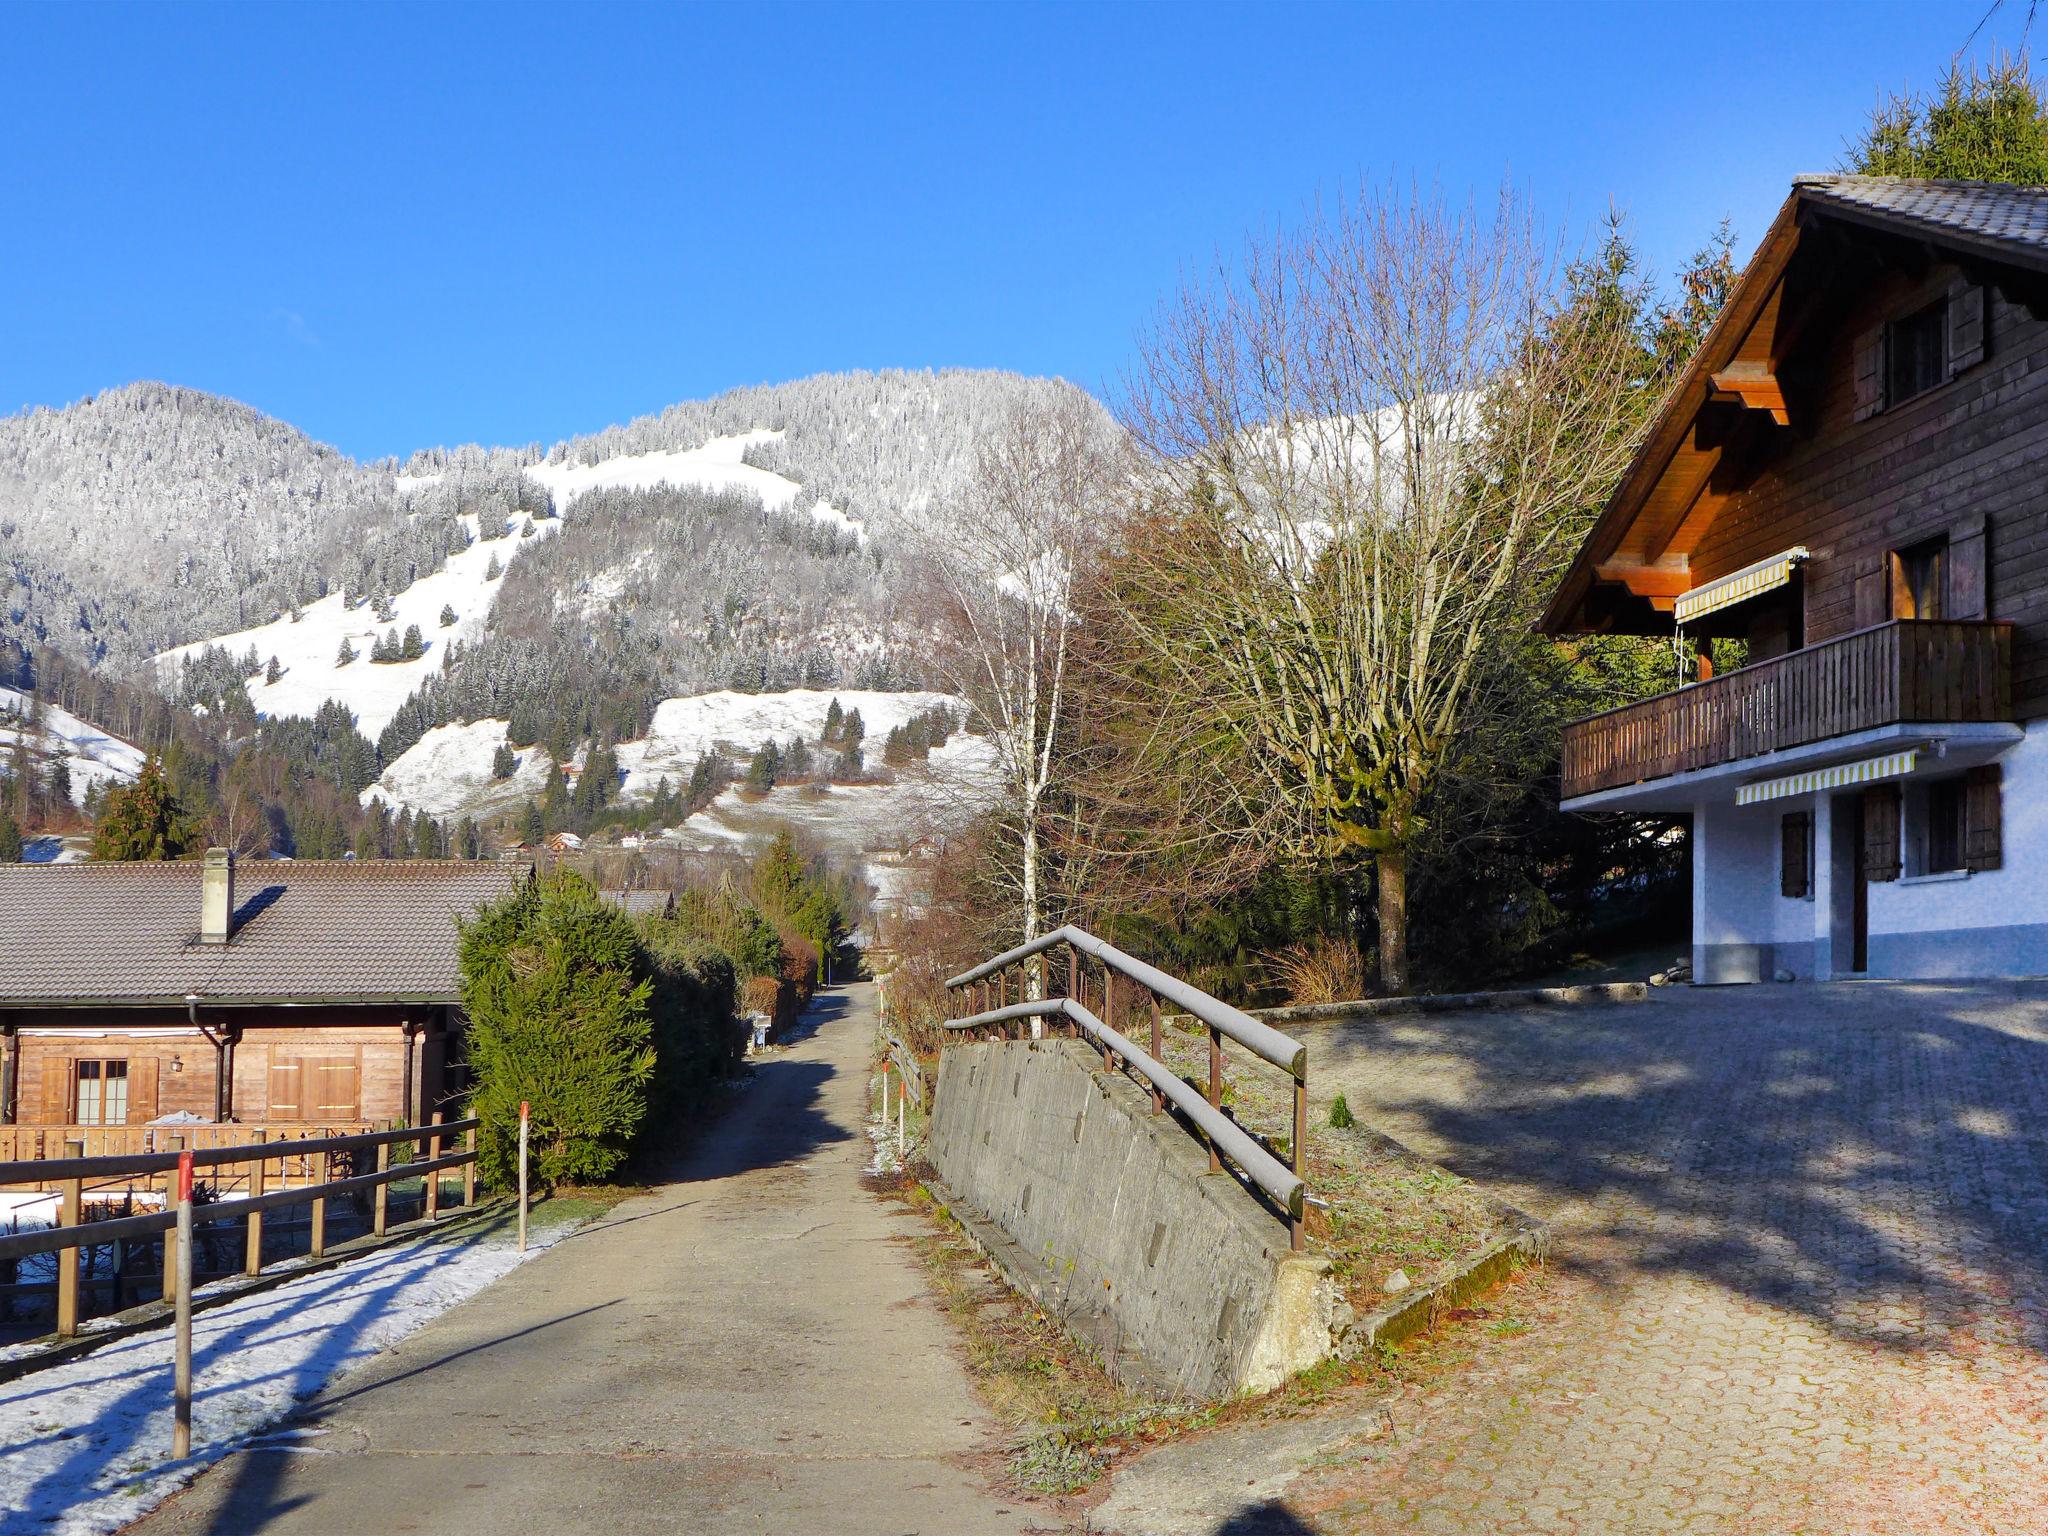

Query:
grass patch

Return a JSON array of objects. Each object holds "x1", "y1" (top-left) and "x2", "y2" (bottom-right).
[{"x1": 1154, "y1": 1024, "x2": 1511, "y2": 1315}]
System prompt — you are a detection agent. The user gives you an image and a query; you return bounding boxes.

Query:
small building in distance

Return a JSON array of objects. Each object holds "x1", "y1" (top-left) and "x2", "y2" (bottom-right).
[
  {"x1": 601, "y1": 888, "x2": 676, "y2": 920},
  {"x1": 0, "y1": 850, "x2": 526, "y2": 1154}
]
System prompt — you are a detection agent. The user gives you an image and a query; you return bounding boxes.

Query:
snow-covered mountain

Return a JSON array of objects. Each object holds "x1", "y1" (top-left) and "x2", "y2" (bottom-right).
[
  {"x1": 0, "y1": 685, "x2": 144, "y2": 805},
  {"x1": 4, "y1": 369, "x2": 1098, "y2": 860}
]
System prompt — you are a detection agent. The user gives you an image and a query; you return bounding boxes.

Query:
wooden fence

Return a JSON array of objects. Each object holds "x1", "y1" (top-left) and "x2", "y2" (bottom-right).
[
  {"x1": 0, "y1": 1116, "x2": 479, "y2": 1339},
  {"x1": 0, "y1": 1121, "x2": 382, "y2": 1190}
]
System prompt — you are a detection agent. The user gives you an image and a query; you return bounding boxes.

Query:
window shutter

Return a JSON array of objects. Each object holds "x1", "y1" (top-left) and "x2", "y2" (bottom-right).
[
  {"x1": 1853, "y1": 326, "x2": 1887, "y2": 420},
  {"x1": 1780, "y1": 812, "x2": 1812, "y2": 898},
  {"x1": 1948, "y1": 516, "x2": 1989, "y2": 620},
  {"x1": 1947, "y1": 279, "x2": 1986, "y2": 374},
  {"x1": 127, "y1": 1058, "x2": 160, "y2": 1125},
  {"x1": 268, "y1": 1059, "x2": 304, "y2": 1119},
  {"x1": 1965, "y1": 763, "x2": 2003, "y2": 871},
  {"x1": 1863, "y1": 784, "x2": 1902, "y2": 882},
  {"x1": 42, "y1": 1057, "x2": 74, "y2": 1124},
  {"x1": 1854, "y1": 563, "x2": 1889, "y2": 628},
  {"x1": 312, "y1": 1059, "x2": 360, "y2": 1119}
]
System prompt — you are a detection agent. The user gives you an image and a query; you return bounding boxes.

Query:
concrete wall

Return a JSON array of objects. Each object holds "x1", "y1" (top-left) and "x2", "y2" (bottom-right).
[{"x1": 929, "y1": 1037, "x2": 1334, "y2": 1400}]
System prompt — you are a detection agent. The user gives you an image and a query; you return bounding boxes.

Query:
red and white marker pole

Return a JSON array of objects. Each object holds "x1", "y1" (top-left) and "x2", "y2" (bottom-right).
[
  {"x1": 517, "y1": 1101, "x2": 530, "y2": 1254},
  {"x1": 172, "y1": 1149, "x2": 194, "y2": 1458}
]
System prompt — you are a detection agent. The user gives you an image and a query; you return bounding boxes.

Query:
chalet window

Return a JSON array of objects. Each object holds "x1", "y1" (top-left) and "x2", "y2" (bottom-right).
[
  {"x1": 269, "y1": 1055, "x2": 359, "y2": 1121},
  {"x1": 1891, "y1": 536, "x2": 1948, "y2": 620},
  {"x1": 74, "y1": 1059, "x2": 130, "y2": 1127},
  {"x1": 1780, "y1": 811, "x2": 1813, "y2": 899},
  {"x1": 1887, "y1": 301, "x2": 1948, "y2": 405},
  {"x1": 1904, "y1": 776, "x2": 1968, "y2": 875}
]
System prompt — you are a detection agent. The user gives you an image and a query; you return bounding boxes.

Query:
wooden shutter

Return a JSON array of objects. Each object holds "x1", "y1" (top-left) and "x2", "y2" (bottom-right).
[
  {"x1": 1854, "y1": 563, "x2": 1889, "y2": 628},
  {"x1": 1863, "y1": 784, "x2": 1902, "y2": 882},
  {"x1": 268, "y1": 1057, "x2": 304, "y2": 1120},
  {"x1": 1780, "y1": 812, "x2": 1812, "y2": 898},
  {"x1": 127, "y1": 1058, "x2": 160, "y2": 1125},
  {"x1": 1948, "y1": 516, "x2": 1989, "y2": 621},
  {"x1": 41, "y1": 1055, "x2": 74, "y2": 1124},
  {"x1": 1852, "y1": 326, "x2": 1887, "y2": 420},
  {"x1": 1947, "y1": 279, "x2": 1986, "y2": 374},
  {"x1": 1965, "y1": 763, "x2": 2003, "y2": 872},
  {"x1": 311, "y1": 1059, "x2": 360, "y2": 1119}
]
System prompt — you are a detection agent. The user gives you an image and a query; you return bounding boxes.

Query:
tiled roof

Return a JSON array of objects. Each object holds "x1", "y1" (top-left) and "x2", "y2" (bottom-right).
[
  {"x1": 0, "y1": 860, "x2": 526, "y2": 1006},
  {"x1": 600, "y1": 889, "x2": 673, "y2": 917},
  {"x1": 1795, "y1": 175, "x2": 2048, "y2": 258}
]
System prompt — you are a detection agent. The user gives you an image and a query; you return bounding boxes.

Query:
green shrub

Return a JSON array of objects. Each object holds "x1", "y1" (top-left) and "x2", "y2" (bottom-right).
[
  {"x1": 460, "y1": 870, "x2": 655, "y2": 1188},
  {"x1": 1328, "y1": 1093, "x2": 1356, "y2": 1130},
  {"x1": 637, "y1": 920, "x2": 746, "y2": 1143}
]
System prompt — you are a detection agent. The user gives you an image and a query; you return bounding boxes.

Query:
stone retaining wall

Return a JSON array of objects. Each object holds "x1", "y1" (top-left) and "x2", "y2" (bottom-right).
[{"x1": 928, "y1": 1037, "x2": 1334, "y2": 1400}]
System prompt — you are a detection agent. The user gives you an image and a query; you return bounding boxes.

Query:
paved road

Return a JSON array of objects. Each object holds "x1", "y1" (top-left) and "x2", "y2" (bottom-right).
[
  {"x1": 1103, "y1": 982, "x2": 2048, "y2": 1535},
  {"x1": 135, "y1": 984, "x2": 1044, "y2": 1536}
]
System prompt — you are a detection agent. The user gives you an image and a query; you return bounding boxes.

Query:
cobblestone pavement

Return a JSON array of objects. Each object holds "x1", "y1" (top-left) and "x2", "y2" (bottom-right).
[{"x1": 1112, "y1": 983, "x2": 2048, "y2": 1535}]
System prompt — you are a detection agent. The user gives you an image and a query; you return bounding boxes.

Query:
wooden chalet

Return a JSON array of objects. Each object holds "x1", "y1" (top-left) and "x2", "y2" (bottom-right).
[
  {"x1": 1542, "y1": 175, "x2": 2048, "y2": 981},
  {"x1": 0, "y1": 851, "x2": 525, "y2": 1157}
]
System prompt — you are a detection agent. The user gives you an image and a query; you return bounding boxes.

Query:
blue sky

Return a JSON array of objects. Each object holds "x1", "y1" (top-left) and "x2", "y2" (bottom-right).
[{"x1": 0, "y1": 0, "x2": 2029, "y2": 461}]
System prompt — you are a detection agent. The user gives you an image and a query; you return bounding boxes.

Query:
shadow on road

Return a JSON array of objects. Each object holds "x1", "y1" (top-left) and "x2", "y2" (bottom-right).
[{"x1": 1318, "y1": 983, "x2": 2048, "y2": 1357}]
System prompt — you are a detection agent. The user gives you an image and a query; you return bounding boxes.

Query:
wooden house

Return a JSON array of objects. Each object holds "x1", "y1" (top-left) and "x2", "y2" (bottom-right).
[
  {"x1": 1542, "y1": 176, "x2": 2048, "y2": 981},
  {"x1": 0, "y1": 851, "x2": 525, "y2": 1155}
]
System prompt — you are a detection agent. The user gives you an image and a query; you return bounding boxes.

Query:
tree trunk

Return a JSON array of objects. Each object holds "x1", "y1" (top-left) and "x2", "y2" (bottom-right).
[
  {"x1": 1377, "y1": 846, "x2": 1409, "y2": 995},
  {"x1": 1022, "y1": 813, "x2": 1044, "y2": 1034}
]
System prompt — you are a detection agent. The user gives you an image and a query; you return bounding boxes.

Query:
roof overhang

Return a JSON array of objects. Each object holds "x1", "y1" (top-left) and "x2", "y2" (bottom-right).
[
  {"x1": 1540, "y1": 180, "x2": 2048, "y2": 637},
  {"x1": 0, "y1": 994, "x2": 462, "y2": 1012}
]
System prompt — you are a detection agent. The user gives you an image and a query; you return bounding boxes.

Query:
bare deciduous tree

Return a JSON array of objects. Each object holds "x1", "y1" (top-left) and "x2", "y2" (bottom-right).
[
  {"x1": 917, "y1": 388, "x2": 1128, "y2": 972},
  {"x1": 1114, "y1": 182, "x2": 1646, "y2": 992}
]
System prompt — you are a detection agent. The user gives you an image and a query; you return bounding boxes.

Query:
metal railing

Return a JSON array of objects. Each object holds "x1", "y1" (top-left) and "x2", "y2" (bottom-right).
[
  {"x1": 943, "y1": 926, "x2": 1310, "y2": 1249},
  {"x1": 0, "y1": 1115, "x2": 480, "y2": 1338}
]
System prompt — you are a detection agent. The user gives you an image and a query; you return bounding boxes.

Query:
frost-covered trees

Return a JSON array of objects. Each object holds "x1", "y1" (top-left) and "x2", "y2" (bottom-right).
[
  {"x1": 491, "y1": 742, "x2": 517, "y2": 779},
  {"x1": 336, "y1": 637, "x2": 357, "y2": 666},
  {"x1": 440, "y1": 603, "x2": 458, "y2": 627}
]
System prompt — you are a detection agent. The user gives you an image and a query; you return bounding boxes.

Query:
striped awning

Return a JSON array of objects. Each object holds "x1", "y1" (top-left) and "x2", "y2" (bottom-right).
[
  {"x1": 1735, "y1": 749, "x2": 1919, "y2": 807},
  {"x1": 1674, "y1": 546, "x2": 1810, "y2": 626}
]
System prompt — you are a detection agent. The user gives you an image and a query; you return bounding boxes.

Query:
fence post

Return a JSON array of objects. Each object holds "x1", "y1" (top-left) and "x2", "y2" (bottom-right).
[
  {"x1": 1149, "y1": 996, "x2": 1165, "y2": 1114},
  {"x1": 425, "y1": 1111, "x2": 444, "y2": 1222},
  {"x1": 1207, "y1": 1026, "x2": 1223, "y2": 1174},
  {"x1": 161, "y1": 1135, "x2": 184, "y2": 1302},
  {"x1": 517, "y1": 1101, "x2": 530, "y2": 1254},
  {"x1": 1292, "y1": 1069, "x2": 1308, "y2": 1252},
  {"x1": 463, "y1": 1124, "x2": 477, "y2": 1209},
  {"x1": 56, "y1": 1139, "x2": 83, "y2": 1337},
  {"x1": 373, "y1": 1140, "x2": 389, "y2": 1237},
  {"x1": 896, "y1": 1070, "x2": 906, "y2": 1158},
  {"x1": 243, "y1": 1132, "x2": 267, "y2": 1276},
  {"x1": 172, "y1": 1149, "x2": 194, "y2": 1458},
  {"x1": 310, "y1": 1150, "x2": 328, "y2": 1259}
]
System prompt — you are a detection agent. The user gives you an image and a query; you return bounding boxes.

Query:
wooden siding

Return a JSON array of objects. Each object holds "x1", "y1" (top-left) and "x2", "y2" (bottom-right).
[
  {"x1": 1684, "y1": 262, "x2": 2048, "y2": 719},
  {"x1": 1561, "y1": 620, "x2": 2012, "y2": 800},
  {"x1": 4, "y1": 1008, "x2": 448, "y2": 1130}
]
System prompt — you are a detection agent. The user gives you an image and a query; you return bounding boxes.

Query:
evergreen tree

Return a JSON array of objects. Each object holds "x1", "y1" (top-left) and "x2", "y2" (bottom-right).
[
  {"x1": 1851, "y1": 57, "x2": 2048, "y2": 182},
  {"x1": 90, "y1": 758, "x2": 199, "y2": 861},
  {"x1": 842, "y1": 708, "x2": 865, "y2": 748},
  {"x1": 458, "y1": 817, "x2": 483, "y2": 859},
  {"x1": 485, "y1": 552, "x2": 503, "y2": 580},
  {"x1": 823, "y1": 697, "x2": 844, "y2": 745},
  {"x1": 0, "y1": 807, "x2": 21, "y2": 862},
  {"x1": 46, "y1": 755, "x2": 72, "y2": 808},
  {"x1": 459, "y1": 871, "x2": 656, "y2": 1187},
  {"x1": 439, "y1": 603, "x2": 458, "y2": 628},
  {"x1": 743, "y1": 740, "x2": 781, "y2": 793},
  {"x1": 353, "y1": 820, "x2": 380, "y2": 860},
  {"x1": 491, "y1": 742, "x2": 517, "y2": 779},
  {"x1": 522, "y1": 799, "x2": 546, "y2": 847},
  {"x1": 401, "y1": 623, "x2": 425, "y2": 660},
  {"x1": 337, "y1": 637, "x2": 357, "y2": 666},
  {"x1": 265, "y1": 655, "x2": 282, "y2": 685}
]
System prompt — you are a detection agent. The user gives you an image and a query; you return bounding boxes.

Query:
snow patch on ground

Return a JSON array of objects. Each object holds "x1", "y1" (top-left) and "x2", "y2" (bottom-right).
[
  {"x1": 0, "y1": 1205, "x2": 585, "y2": 1536},
  {"x1": 618, "y1": 688, "x2": 964, "y2": 798},
  {"x1": 524, "y1": 430, "x2": 798, "y2": 514},
  {"x1": 0, "y1": 686, "x2": 145, "y2": 805},
  {"x1": 153, "y1": 512, "x2": 556, "y2": 739},
  {"x1": 360, "y1": 718, "x2": 553, "y2": 819}
]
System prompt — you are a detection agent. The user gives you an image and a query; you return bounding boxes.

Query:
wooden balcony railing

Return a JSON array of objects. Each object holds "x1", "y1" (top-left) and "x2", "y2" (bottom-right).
[{"x1": 1561, "y1": 619, "x2": 2012, "y2": 801}]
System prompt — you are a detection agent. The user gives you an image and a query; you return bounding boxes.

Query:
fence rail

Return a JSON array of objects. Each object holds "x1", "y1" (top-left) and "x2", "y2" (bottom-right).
[
  {"x1": 0, "y1": 1116, "x2": 481, "y2": 1339},
  {"x1": 943, "y1": 925, "x2": 1310, "y2": 1249}
]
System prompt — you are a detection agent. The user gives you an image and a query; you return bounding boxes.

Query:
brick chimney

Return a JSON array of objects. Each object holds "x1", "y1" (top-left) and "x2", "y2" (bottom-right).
[{"x1": 200, "y1": 847, "x2": 235, "y2": 944}]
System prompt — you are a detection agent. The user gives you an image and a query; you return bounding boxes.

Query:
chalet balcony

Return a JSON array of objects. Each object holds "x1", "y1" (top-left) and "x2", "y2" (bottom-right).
[{"x1": 1560, "y1": 619, "x2": 2013, "y2": 802}]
